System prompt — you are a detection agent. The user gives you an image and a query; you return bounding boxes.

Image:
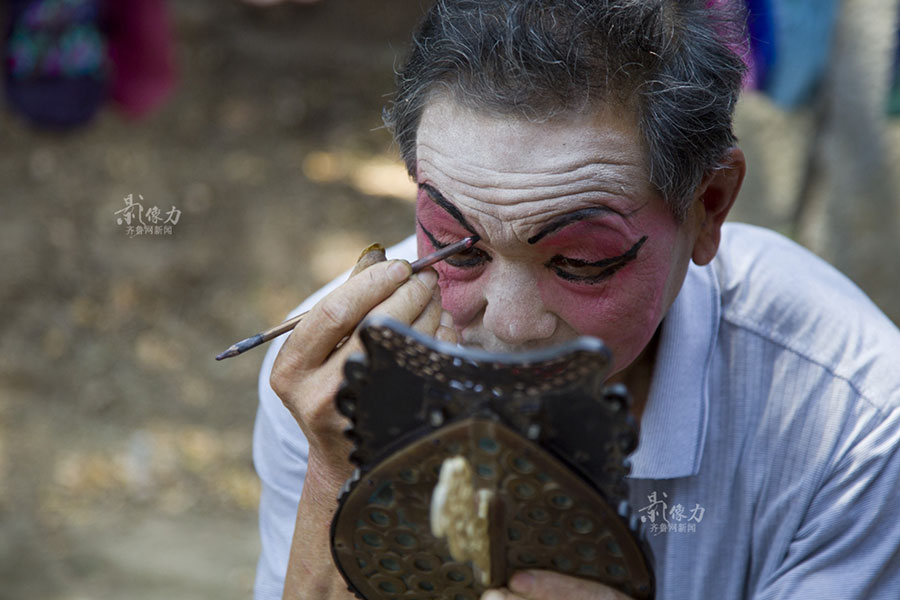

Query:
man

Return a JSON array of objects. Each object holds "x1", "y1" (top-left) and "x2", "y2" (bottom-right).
[{"x1": 253, "y1": 1, "x2": 900, "y2": 598}]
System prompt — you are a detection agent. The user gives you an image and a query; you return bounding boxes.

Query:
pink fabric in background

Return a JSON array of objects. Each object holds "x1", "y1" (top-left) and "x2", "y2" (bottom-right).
[
  {"x1": 706, "y1": 0, "x2": 756, "y2": 89},
  {"x1": 104, "y1": 0, "x2": 177, "y2": 118}
]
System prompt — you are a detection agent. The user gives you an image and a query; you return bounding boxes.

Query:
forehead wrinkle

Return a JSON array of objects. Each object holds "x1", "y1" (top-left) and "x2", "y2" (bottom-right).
[
  {"x1": 418, "y1": 170, "x2": 651, "y2": 246},
  {"x1": 415, "y1": 99, "x2": 657, "y2": 246},
  {"x1": 419, "y1": 189, "x2": 553, "y2": 244},
  {"x1": 416, "y1": 142, "x2": 646, "y2": 190},
  {"x1": 426, "y1": 192, "x2": 603, "y2": 247},
  {"x1": 417, "y1": 157, "x2": 649, "y2": 209},
  {"x1": 416, "y1": 95, "x2": 645, "y2": 166},
  {"x1": 419, "y1": 183, "x2": 479, "y2": 234},
  {"x1": 416, "y1": 138, "x2": 641, "y2": 175},
  {"x1": 419, "y1": 190, "x2": 506, "y2": 235},
  {"x1": 420, "y1": 175, "x2": 613, "y2": 223},
  {"x1": 420, "y1": 187, "x2": 651, "y2": 252}
]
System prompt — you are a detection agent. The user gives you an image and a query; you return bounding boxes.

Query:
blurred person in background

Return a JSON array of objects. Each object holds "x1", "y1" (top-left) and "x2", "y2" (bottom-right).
[{"x1": 4, "y1": 0, "x2": 175, "y2": 129}]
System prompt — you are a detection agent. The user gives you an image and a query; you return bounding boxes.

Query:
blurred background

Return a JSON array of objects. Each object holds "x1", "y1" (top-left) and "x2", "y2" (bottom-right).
[{"x1": 0, "y1": 0, "x2": 897, "y2": 598}]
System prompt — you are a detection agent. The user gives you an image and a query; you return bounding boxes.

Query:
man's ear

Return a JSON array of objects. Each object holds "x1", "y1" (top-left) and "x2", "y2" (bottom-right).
[{"x1": 691, "y1": 147, "x2": 745, "y2": 266}]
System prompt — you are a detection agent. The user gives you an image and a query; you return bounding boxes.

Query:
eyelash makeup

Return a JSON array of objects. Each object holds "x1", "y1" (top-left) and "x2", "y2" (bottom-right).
[
  {"x1": 547, "y1": 235, "x2": 648, "y2": 284},
  {"x1": 418, "y1": 220, "x2": 490, "y2": 267}
]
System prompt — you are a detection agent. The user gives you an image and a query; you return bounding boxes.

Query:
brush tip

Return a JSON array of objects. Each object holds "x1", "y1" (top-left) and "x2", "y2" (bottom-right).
[{"x1": 215, "y1": 346, "x2": 240, "y2": 361}]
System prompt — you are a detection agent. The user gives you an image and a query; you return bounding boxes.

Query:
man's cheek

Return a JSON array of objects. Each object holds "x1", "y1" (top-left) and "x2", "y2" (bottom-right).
[
  {"x1": 416, "y1": 230, "x2": 433, "y2": 257},
  {"x1": 537, "y1": 280, "x2": 613, "y2": 337},
  {"x1": 435, "y1": 272, "x2": 481, "y2": 326},
  {"x1": 536, "y1": 276, "x2": 659, "y2": 338}
]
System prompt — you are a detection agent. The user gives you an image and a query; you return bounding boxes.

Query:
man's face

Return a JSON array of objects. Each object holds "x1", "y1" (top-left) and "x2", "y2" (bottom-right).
[{"x1": 414, "y1": 96, "x2": 704, "y2": 375}]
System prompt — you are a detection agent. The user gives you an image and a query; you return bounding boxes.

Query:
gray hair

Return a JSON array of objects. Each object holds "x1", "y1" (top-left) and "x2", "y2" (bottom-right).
[{"x1": 384, "y1": 0, "x2": 747, "y2": 221}]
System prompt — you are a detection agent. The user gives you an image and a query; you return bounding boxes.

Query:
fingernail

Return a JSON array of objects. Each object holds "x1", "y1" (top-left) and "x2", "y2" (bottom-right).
[
  {"x1": 440, "y1": 310, "x2": 454, "y2": 328},
  {"x1": 481, "y1": 591, "x2": 505, "y2": 600},
  {"x1": 356, "y1": 243, "x2": 384, "y2": 262},
  {"x1": 416, "y1": 268, "x2": 438, "y2": 287},
  {"x1": 509, "y1": 571, "x2": 535, "y2": 594},
  {"x1": 436, "y1": 325, "x2": 458, "y2": 345},
  {"x1": 388, "y1": 260, "x2": 412, "y2": 282}
]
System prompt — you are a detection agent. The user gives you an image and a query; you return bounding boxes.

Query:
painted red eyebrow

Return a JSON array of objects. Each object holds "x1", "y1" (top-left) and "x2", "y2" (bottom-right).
[{"x1": 418, "y1": 183, "x2": 478, "y2": 236}]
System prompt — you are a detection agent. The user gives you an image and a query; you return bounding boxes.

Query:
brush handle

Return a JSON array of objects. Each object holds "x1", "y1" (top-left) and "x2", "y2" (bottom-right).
[{"x1": 216, "y1": 236, "x2": 478, "y2": 360}]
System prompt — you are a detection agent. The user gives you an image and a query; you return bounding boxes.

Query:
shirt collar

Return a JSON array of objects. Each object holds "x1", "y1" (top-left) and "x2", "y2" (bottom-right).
[{"x1": 627, "y1": 261, "x2": 720, "y2": 479}]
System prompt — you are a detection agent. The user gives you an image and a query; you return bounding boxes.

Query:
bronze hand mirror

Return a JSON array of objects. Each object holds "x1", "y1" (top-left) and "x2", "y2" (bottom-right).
[{"x1": 330, "y1": 316, "x2": 654, "y2": 600}]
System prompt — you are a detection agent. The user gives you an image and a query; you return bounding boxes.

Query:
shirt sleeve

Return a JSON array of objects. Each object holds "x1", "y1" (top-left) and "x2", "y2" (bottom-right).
[
  {"x1": 251, "y1": 235, "x2": 418, "y2": 599},
  {"x1": 252, "y1": 325, "x2": 309, "y2": 600},
  {"x1": 755, "y1": 402, "x2": 900, "y2": 600},
  {"x1": 251, "y1": 272, "x2": 351, "y2": 600}
]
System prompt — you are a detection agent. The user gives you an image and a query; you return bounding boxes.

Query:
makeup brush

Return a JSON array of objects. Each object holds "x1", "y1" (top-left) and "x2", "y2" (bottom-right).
[{"x1": 215, "y1": 235, "x2": 479, "y2": 360}]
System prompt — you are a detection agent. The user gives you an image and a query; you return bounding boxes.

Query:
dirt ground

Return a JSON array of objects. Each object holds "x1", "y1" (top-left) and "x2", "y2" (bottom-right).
[
  {"x1": 0, "y1": 1, "x2": 896, "y2": 599},
  {"x1": 1, "y1": 2, "x2": 421, "y2": 597}
]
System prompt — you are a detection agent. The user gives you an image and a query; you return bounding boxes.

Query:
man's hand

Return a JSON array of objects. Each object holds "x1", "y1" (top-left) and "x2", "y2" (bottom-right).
[
  {"x1": 481, "y1": 570, "x2": 635, "y2": 600},
  {"x1": 271, "y1": 258, "x2": 457, "y2": 599},
  {"x1": 271, "y1": 259, "x2": 455, "y2": 483}
]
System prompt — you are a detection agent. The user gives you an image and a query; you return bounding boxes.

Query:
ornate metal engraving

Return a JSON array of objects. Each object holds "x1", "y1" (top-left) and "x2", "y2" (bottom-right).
[{"x1": 330, "y1": 316, "x2": 654, "y2": 599}]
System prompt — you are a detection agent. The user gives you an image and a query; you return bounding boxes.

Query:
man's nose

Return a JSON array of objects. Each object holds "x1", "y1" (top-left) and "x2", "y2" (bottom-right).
[{"x1": 480, "y1": 263, "x2": 556, "y2": 347}]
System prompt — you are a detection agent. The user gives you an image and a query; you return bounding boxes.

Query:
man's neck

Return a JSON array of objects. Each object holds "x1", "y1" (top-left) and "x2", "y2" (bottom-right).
[{"x1": 606, "y1": 328, "x2": 660, "y2": 422}]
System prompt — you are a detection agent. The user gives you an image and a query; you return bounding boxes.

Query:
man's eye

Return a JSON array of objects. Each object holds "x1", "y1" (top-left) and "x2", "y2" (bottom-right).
[
  {"x1": 418, "y1": 220, "x2": 490, "y2": 268},
  {"x1": 545, "y1": 236, "x2": 647, "y2": 284},
  {"x1": 546, "y1": 255, "x2": 623, "y2": 283},
  {"x1": 444, "y1": 246, "x2": 490, "y2": 268}
]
